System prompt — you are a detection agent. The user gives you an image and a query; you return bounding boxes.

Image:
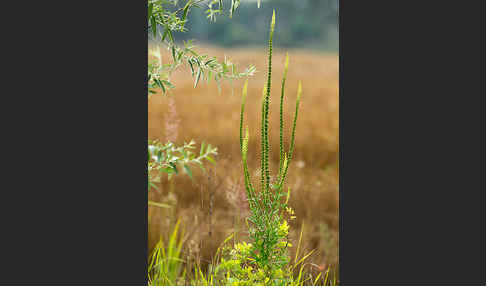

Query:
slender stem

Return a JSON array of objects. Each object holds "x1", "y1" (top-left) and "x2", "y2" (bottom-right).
[
  {"x1": 278, "y1": 52, "x2": 289, "y2": 181},
  {"x1": 239, "y1": 79, "x2": 248, "y2": 152}
]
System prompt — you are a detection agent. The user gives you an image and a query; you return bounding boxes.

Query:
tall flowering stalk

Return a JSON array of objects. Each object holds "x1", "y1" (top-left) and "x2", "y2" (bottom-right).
[{"x1": 219, "y1": 10, "x2": 303, "y2": 285}]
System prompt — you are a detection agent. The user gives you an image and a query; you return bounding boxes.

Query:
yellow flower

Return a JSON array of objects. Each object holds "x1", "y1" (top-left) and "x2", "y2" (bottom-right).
[{"x1": 278, "y1": 220, "x2": 289, "y2": 236}]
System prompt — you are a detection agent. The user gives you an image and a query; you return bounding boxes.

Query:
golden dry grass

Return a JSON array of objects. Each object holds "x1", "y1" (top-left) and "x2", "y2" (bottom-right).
[{"x1": 148, "y1": 45, "x2": 339, "y2": 270}]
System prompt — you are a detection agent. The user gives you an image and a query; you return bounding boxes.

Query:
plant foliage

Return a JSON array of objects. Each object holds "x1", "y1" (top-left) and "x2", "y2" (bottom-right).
[
  {"x1": 148, "y1": 140, "x2": 218, "y2": 189},
  {"x1": 147, "y1": 0, "x2": 257, "y2": 96}
]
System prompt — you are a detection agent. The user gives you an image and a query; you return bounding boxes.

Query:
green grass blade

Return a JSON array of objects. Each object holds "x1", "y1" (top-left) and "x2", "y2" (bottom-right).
[
  {"x1": 148, "y1": 201, "x2": 172, "y2": 209},
  {"x1": 294, "y1": 222, "x2": 304, "y2": 264},
  {"x1": 295, "y1": 249, "x2": 315, "y2": 268},
  {"x1": 313, "y1": 272, "x2": 322, "y2": 286}
]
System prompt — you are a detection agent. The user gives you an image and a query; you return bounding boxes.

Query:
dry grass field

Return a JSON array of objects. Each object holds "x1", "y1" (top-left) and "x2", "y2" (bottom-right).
[{"x1": 148, "y1": 44, "x2": 339, "y2": 272}]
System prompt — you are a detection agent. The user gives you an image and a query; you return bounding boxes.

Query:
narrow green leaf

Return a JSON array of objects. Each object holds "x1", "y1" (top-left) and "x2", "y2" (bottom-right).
[
  {"x1": 182, "y1": 1, "x2": 190, "y2": 23},
  {"x1": 154, "y1": 78, "x2": 166, "y2": 93},
  {"x1": 188, "y1": 49, "x2": 198, "y2": 57},
  {"x1": 167, "y1": 29, "x2": 174, "y2": 42},
  {"x1": 206, "y1": 156, "x2": 215, "y2": 164},
  {"x1": 162, "y1": 80, "x2": 174, "y2": 89},
  {"x1": 194, "y1": 68, "x2": 201, "y2": 88},
  {"x1": 160, "y1": 81, "x2": 166, "y2": 93},
  {"x1": 207, "y1": 70, "x2": 212, "y2": 84},
  {"x1": 200, "y1": 141, "x2": 205, "y2": 156},
  {"x1": 188, "y1": 59, "x2": 194, "y2": 75},
  {"x1": 149, "y1": 182, "x2": 159, "y2": 191},
  {"x1": 183, "y1": 164, "x2": 193, "y2": 180},
  {"x1": 148, "y1": 3, "x2": 154, "y2": 20},
  {"x1": 151, "y1": 16, "x2": 157, "y2": 38},
  {"x1": 162, "y1": 29, "x2": 168, "y2": 41},
  {"x1": 230, "y1": 0, "x2": 234, "y2": 18}
]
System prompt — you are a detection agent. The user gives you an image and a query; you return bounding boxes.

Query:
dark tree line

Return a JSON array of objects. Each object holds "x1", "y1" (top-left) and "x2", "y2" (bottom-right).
[{"x1": 172, "y1": 0, "x2": 338, "y2": 52}]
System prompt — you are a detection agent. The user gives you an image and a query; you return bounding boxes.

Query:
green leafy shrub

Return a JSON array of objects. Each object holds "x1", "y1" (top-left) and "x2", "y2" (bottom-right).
[
  {"x1": 148, "y1": 0, "x2": 245, "y2": 209},
  {"x1": 148, "y1": 140, "x2": 217, "y2": 185},
  {"x1": 148, "y1": 140, "x2": 217, "y2": 208},
  {"x1": 148, "y1": 0, "x2": 256, "y2": 95},
  {"x1": 147, "y1": 0, "x2": 256, "y2": 198}
]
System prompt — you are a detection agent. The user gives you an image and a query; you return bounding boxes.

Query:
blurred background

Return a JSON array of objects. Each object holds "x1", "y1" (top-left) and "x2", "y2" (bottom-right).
[
  {"x1": 149, "y1": 0, "x2": 339, "y2": 274},
  {"x1": 151, "y1": 0, "x2": 338, "y2": 51},
  {"x1": 180, "y1": 0, "x2": 338, "y2": 51}
]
